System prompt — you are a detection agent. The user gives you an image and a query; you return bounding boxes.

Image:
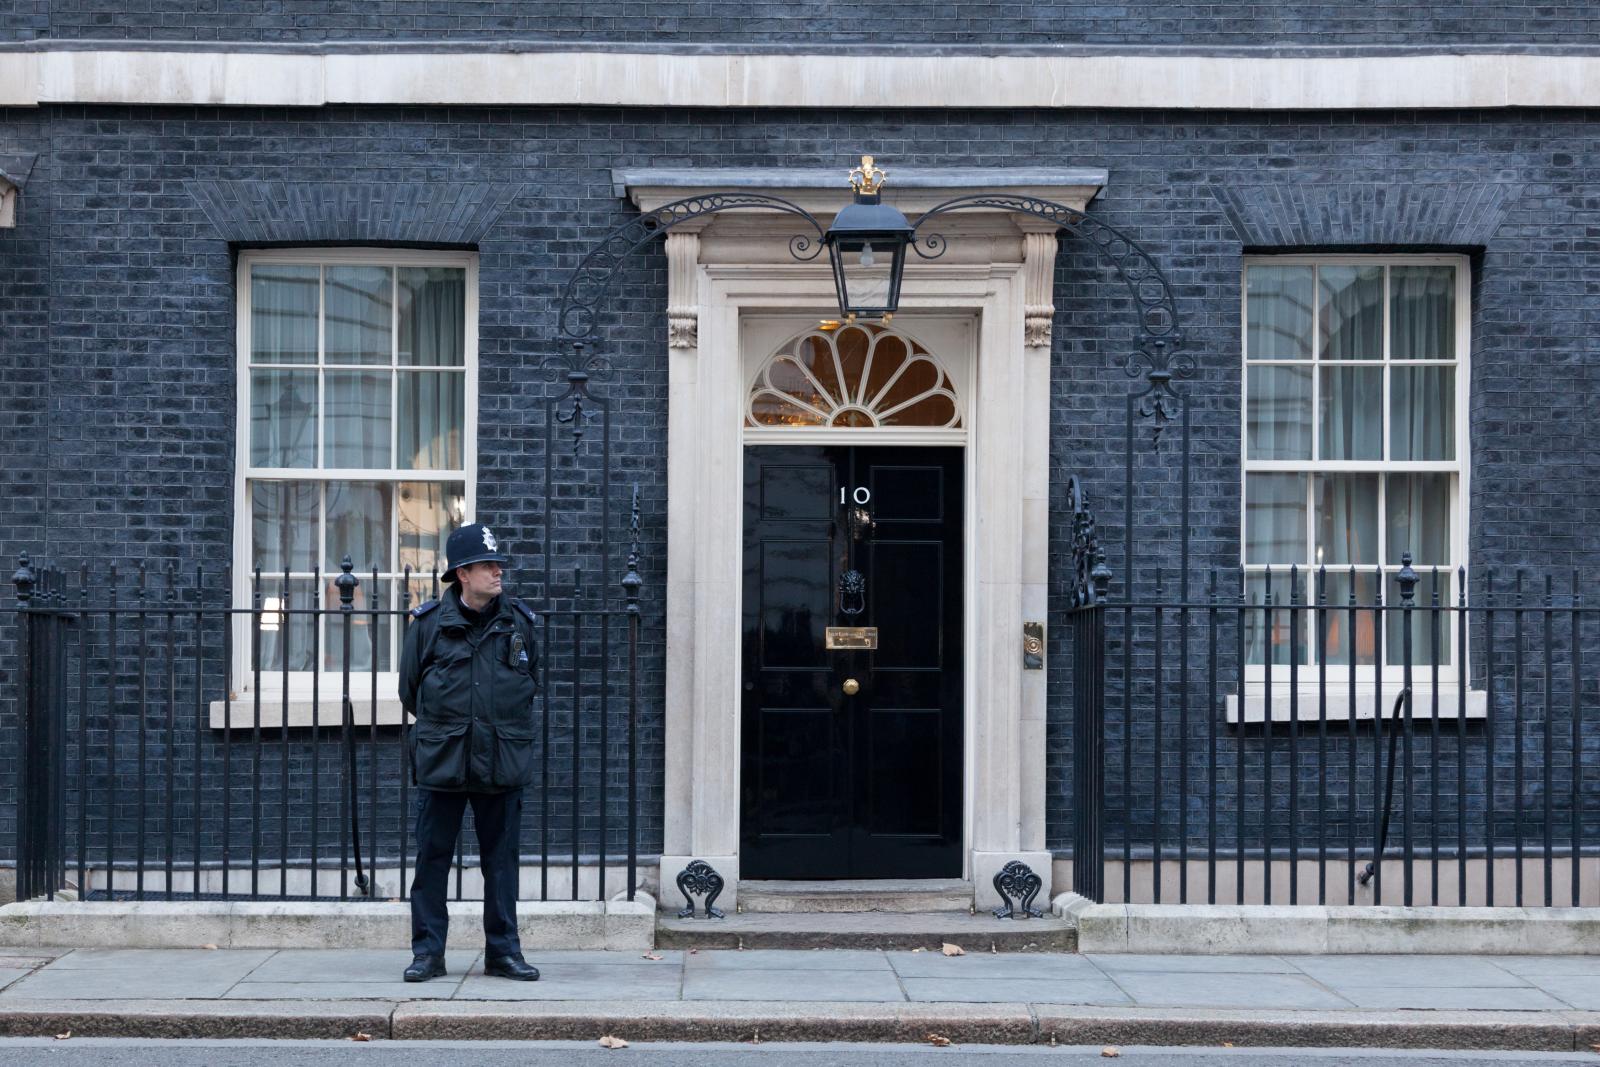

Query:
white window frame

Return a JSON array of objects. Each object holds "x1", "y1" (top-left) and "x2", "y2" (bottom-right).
[
  {"x1": 225, "y1": 247, "x2": 478, "y2": 719},
  {"x1": 1233, "y1": 253, "x2": 1478, "y2": 722}
]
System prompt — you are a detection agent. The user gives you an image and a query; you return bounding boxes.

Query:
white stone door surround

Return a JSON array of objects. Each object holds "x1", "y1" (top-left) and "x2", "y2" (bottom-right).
[{"x1": 619, "y1": 167, "x2": 1107, "y2": 911}]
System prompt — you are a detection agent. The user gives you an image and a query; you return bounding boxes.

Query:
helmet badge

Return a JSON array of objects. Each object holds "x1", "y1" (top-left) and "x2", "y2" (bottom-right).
[{"x1": 482, "y1": 527, "x2": 498, "y2": 552}]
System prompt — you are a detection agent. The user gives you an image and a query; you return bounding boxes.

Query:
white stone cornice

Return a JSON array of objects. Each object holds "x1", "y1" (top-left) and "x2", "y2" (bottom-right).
[{"x1": 5, "y1": 48, "x2": 1600, "y2": 109}]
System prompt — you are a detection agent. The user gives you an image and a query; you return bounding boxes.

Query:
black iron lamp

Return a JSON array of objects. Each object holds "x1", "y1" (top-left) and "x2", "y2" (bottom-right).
[{"x1": 824, "y1": 155, "x2": 915, "y2": 322}]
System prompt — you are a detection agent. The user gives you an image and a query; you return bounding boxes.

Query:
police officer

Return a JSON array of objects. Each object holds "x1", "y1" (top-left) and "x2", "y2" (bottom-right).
[{"x1": 399, "y1": 522, "x2": 541, "y2": 983}]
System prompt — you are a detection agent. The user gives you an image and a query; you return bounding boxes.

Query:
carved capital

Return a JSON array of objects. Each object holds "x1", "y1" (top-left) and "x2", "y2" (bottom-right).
[
  {"x1": 1021, "y1": 230, "x2": 1058, "y2": 350},
  {"x1": 665, "y1": 231, "x2": 701, "y2": 349}
]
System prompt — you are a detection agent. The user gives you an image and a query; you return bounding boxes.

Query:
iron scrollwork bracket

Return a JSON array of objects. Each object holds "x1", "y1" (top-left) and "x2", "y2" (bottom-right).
[
  {"x1": 991, "y1": 860, "x2": 1044, "y2": 919},
  {"x1": 556, "y1": 193, "x2": 826, "y2": 343},
  {"x1": 909, "y1": 193, "x2": 1191, "y2": 442},
  {"x1": 675, "y1": 859, "x2": 726, "y2": 919}
]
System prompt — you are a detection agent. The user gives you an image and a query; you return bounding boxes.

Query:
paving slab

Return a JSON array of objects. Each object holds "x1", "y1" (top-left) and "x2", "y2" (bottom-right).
[
  {"x1": 37, "y1": 947, "x2": 275, "y2": 972},
  {"x1": 681, "y1": 966, "x2": 907, "y2": 1002},
  {"x1": 888, "y1": 950, "x2": 1103, "y2": 980},
  {"x1": 526, "y1": 950, "x2": 685, "y2": 967},
  {"x1": 1086, "y1": 953, "x2": 1301, "y2": 974},
  {"x1": 1495, "y1": 955, "x2": 1600, "y2": 977},
  {"x1": 1290, "y1": 954, "x2": 1528, "y2": 989},
  {"x1": 1111, "y1": 970, "x2": 1356, "y2": 1010},
  {"x1": 0, "y1": 969, "x2": 32, "y2": 991},
  {"x1": 901, "y1": 976, "x2": 1131, "y2": 1005},
  {"x1": 1334, "y1": 985, "x2": 1570, "y2": 1011},
  {"x1": 1525, "y1": 975, "x2": 1600, "y2": 1010},
  {"x1": 1, "y1": 949, "x2": 277, "y2": 1000},
  {"x1": 456, "y1": 966, "x2": 684, "y2": 1001},
  {"x1": 223, "y1": 981, "x2": 457, "y2": 1000},
  {"x1": 682, "y1": 948, "x2": 892, "y2": 971},
  {"x1": 239, "y1": 949, "x2": 480, "y2": 984},
  {"x1": 391, "y1": 998, "x2": 1038, "y2": 1043}
]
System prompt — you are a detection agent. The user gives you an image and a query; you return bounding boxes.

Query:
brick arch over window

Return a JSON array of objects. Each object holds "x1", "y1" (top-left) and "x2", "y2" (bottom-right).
[{"x1": 745, "y1": 322, "x2": 963, "y2": 430}]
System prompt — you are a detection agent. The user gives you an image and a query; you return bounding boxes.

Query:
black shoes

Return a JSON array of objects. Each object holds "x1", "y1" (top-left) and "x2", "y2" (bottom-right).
[
  {"x1": 484, "y1": 953, "x2": 540, "y2": 981},
  {"x1": 403, "y1": 954, "x2": 447, "y2": 982}
]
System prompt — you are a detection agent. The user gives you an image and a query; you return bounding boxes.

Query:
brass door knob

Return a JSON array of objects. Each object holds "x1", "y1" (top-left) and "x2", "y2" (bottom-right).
[{"x1": 842, "y1": 678, "x2": 860, "y2": 696}]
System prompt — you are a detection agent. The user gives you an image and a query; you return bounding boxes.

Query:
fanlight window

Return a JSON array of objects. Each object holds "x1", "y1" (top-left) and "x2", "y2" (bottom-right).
[{"x1": 747, "y1": 323, "x2": 963, "y2": 429}]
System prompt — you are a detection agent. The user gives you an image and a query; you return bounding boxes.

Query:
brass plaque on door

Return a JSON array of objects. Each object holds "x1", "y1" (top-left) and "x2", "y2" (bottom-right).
[{"x1": 825, "y1": 626, "x2": 878, "y2": 650}]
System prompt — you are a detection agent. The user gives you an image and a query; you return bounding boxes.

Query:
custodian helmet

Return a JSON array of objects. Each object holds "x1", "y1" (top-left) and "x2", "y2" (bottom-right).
[{"x1": 442, "y1": 523, "x2": 510, "y2": 584}]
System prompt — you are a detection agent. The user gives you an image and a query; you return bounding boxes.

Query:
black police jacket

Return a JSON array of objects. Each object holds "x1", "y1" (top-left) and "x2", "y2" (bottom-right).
[{"x1": 398, "y1": 587, "x2": 540, "y2": 792}]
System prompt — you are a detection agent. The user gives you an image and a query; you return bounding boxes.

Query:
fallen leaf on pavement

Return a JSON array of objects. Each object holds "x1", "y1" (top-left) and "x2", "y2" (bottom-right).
[
  {"x1": 200, "y1": 944, "x2": 218, "y2": 950},
  {"x1": 689, "y1": 948, "x2": 699, "y2": 955},
  {"x1": 350, "y1": 1033, "x2": 372, "y2": 1042},
  {"x1": 941, "y1": 942, "x2": 965, "y2": 956},
  {"x1": 927, "y1": 1033, "x2": 952, "y2": 1047},
  {"x1": 598, "y1": 1035, "x2": 629, "y2": 1049},
  {"x1": 1222, "y1": 1042, "x2": 1235, "y2": 1048},
  {"x1": 54, "y1": 1031, "x2": 71, "y2": 1041},
  {"x1": 641, "y1": 952, "x2": 663, "y2": 961},
  {"x1": 910, "y1": 947, "x2": 926, "y2": 953},
  {"x1": 1102, "y1": 1047, "x2": 1121, "y2": 1058}
]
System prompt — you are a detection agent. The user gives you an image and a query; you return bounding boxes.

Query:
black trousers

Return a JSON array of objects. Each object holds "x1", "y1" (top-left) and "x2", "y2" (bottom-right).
[{"x1": 410, "y1": 787, "x2": 524, "y2": 959}]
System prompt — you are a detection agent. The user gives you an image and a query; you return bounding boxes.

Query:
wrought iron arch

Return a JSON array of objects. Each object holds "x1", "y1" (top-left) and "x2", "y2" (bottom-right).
[
  {"x1": 910, "y1": 194, "x2": 1193, "y2": 438},
  {"x1": 553, "y1": 188, "x2": 1192, "y2": 434}
]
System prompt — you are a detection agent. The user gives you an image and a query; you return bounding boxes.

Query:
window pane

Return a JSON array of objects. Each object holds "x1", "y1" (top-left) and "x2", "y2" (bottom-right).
[
  {"x1": 1246, "y1": 265, "x2": 1313, "y2": 360},
  {"x1": 1243, "y1": 573, "x2": 1308, "y2": 666},
  {"x1": 398, "y1": 371, "x2": 464, "y2": 470},
  {"x1": 323, "y1": 580, "x2": 391, "y2": 673},
  {"x1": 250, "y1": 369, "x2": 317, "y2": 468},
  {"x1": 1316, "y1": 569, "x2": 1380, "y2": 667},
  {"x1": 398, "y1": 267, "x2": 466, "y2": 367},
  {"x1": 1391, "y1": 265, "x2": 1455, "y2": 360},
  {"x1": 325, "y1": 266, "x2": 392, "y2": 365},
  {"x1": 252, "y1": 576, "x2": 317, "y2": 673},
  {"x1": 250, "y1": 264, "x2": 318, "y2": 364},
  {"x1": 1316, "y1": 474, "x2": 1379, "y2": 566},
  {"x1": 1245, "y1": 473, "x2": 1307, "y2": 565},
  {"x1": 1386, "y1": 570, "x2": 1452, "y2": 667},
  {"x1": 1386, "y1": 473, "x2": 1451, "y2": 565},
  {"x1": 1318, "y1": 366, "x2": 1382, "y2": 460},
  {"x1": 1391, "y1": 366, "x2": 1455, "y2": 460},
  {"x1": 325, "y1": 481, "x2": 393, "y2": 573},
  {"x1": 325, "y1": 370, "x2": 392, "y2": 469},
  {"x1": 251, "y1": 480, "x2": 318, "y2": 573},
  {"x1": 399, "y1": 481, "x2": 466, "y2": 578},
  {"x1": 1246, "y1": 365, "x2": 1312, "y2": 460},
  {"x1": 1319, "y1": 265, "x2": 1383, "y2": 360}
]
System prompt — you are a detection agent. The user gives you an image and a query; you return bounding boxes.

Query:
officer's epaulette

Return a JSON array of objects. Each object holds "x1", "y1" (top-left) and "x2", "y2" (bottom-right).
[
  {"x1": 509, "y1": 597, "x2": 537, "y2": 624},
  {"x1": 409, "y1": 599, "x2": 441, "y2": 619}
]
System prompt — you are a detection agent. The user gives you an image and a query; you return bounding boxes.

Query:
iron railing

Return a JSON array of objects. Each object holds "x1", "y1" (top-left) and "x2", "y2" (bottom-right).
[
  {"x1": 7, "y1": 541, "x2": 645, "y2": 906},
  {"x1": 1069, "y1": 484, "x2": 1598, "y2": 908}
]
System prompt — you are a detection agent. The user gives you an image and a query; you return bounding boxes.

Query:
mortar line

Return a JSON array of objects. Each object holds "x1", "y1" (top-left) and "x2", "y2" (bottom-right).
[{"x1": 884, "y1": 949, "x2": 911, "y2": 1003}]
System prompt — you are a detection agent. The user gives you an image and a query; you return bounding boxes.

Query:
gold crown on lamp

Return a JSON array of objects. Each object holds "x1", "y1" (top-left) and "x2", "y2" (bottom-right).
[{"x1": 848, "y1": 155, "x2": 887, "y2": 195}]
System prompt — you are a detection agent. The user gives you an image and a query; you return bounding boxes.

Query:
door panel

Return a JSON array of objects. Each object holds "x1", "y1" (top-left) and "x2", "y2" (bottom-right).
[{"x1": 741, "y1": 445, "x2": 963, "y2": 879}]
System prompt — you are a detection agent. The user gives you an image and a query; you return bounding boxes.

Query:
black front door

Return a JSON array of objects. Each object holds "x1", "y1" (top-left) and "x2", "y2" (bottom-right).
[{"x1": 740, "y1": 445, "x2": 964, "y2": 879}]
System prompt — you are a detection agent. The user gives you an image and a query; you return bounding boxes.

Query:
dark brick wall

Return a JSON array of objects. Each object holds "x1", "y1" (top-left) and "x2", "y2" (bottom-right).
[
  {"x1": 2, "y1": 103, "x2": 1600, "y2": 874},
  {"x1": 8, "y1": 2, "x2": 1600, "y2": 46}
]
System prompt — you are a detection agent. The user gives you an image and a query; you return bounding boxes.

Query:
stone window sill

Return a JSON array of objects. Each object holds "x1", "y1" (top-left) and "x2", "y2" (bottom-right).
[
  {"x1": 1226, "y1": 684, "x2": 1487, "y2": 725},
  {"x1": 208, "y1": 696, "x2": 408, "y2": 730}
]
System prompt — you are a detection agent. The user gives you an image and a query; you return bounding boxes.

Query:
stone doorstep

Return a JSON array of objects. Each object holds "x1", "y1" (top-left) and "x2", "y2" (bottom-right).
[
  {"x1": 0, "y1": 1000, "x2": 1598, "y2": 1049},
  {"x1": 737, "y1": 879, "x2": 976, "y2": 914},
  {"x1": 1054, "y1": 892, "x2": 1600, "y2": 955},
  {"x1": 0, "y1": 899, "x2": 656, "y2": 951},
  {"x1": 657, "y1": 910, "x2": 1077, "y2": 952}
]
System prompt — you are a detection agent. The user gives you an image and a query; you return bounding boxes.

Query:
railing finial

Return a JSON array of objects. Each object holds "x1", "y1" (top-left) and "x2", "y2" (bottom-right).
[
  {"x1": 1398, "y1": 552, "x2": 1418, "y2": 605},
  {"x1": 13, "y1": 553, "x2": 33, "y2": 604},
  {"x1": 336, "y1": 555, "x2": 358, "y2": 609}
]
